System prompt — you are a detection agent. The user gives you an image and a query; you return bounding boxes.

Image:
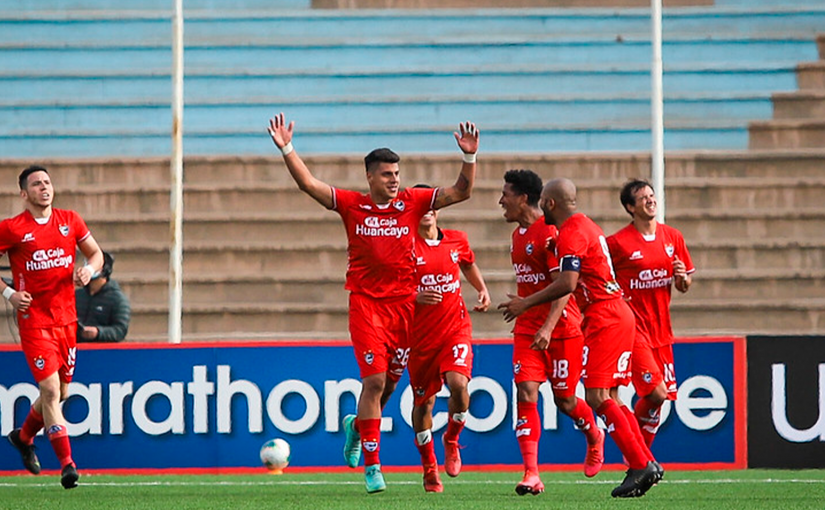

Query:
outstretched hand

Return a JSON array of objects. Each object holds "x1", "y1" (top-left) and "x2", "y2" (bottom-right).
[
  {"x1": 268, "y1": 112, "x2": 294, "y2": 150},
  {"x1": 454, "y1": 121, "x2": 479, "y2": 155},
  {"x1": 498, "y1": 293, "x2": 527, "y2": 323}
]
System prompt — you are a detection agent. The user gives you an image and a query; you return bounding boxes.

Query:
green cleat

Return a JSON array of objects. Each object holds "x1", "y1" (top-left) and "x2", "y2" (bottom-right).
[
  {"x1": 342, "y1": 414, "x2": 362, "y2": 468},
  {"x1": 364, "y1": 463, "x2": 386, "y2": 494}
]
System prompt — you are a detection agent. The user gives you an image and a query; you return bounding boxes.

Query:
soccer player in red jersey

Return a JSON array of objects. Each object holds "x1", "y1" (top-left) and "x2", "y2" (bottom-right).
[
  {"x1": 499, "y1": 178, "x2": 661, "y2": 498},
  {"x1": 409, "y1": 191, "x2": 490, "y2": 493},
  {"x1": 2, "y1": 165, "x2": 104, "y2": 489},
  {"x1": 497, "y1": 170, "x2": 604, "y2": 495},
  {"x1": 606, "y1": 179, "x2": 694, "y2": 449},
  {"x1": 268, "y1": 113, "x2": 479, "y2": 493}
]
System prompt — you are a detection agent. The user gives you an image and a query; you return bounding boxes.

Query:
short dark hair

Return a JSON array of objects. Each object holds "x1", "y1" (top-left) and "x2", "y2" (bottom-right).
[
  {"x1": 101, "y1": 251, "x2": 115, "y2": 279},
  {"x1": 19, "y1": 165, "x2": 49, "y2": 190},
  {"x1": 364, "y1": 148, "x2": 400, "y2": 173},
  {"x1": 619, "y1": 178, "x2": 653, "y2": 216},
  {"x1": 503, "y1": 169, "x2": 543, "y2": 207}
]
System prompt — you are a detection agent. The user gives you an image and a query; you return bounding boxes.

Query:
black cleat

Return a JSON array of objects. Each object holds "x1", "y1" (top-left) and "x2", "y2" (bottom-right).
[
  {"x1": 652, "y1": 460, "x2": 665, "y2": 484},
  {"x1": 8, "y1": 428, "x2": 41, "y2": 474},
  {"x1": 611, "y1": 461, "x2": 659, "y2": 498},
  {"x1": 61, "y1": 464, "x2": 79, "y2": 489}
]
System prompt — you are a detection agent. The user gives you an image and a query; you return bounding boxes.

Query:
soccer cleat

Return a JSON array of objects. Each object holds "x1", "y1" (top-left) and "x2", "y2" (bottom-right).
[
  {"x1": 60, "y1": 464, "x2": 79, "y2": 489},
  {"x1": 515, "y1": 471, "x2": 545, "y2": 496},
  {"x1": 422, "y1": 464, "x2": 443, "y2": 493},
  {"x1": 442, "y1": 435, "x2": 462, "y2": 478},
  {"x1": 342, "y1": 414, "x2": 361, "y2": 468},
  {"x1": 364, "y1": 463, "x2": 386, "y2": 494},
  {"x1": 610, "y1": 461, "x2": 659, "y2": 498},
  {"x1": 8, "y1": 428, "x2": 41, "y2": 475},
  {"x1": 583, "y1": 427, "x2": 605, "y2": 478},
  {"x1": 652, "y1": 460, "x2": 665, "y2": 483}
]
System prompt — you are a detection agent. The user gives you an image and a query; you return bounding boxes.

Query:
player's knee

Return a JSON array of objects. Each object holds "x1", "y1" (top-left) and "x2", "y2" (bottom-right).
[{"x1": 554, "y1": 395, "x2": 577, "y2": 415}]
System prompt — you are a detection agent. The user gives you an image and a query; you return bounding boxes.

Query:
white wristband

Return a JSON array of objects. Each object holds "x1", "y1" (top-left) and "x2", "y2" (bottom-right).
[
  {"x1": 83, "y1": 264, "x2": 97, "y2": 278},
  {"x1": 281, "y1": 142, "x2": 294, "y2": 156},
  {"x1": 462, "y1": 152, "x2": 476, "y2": 164},
  {"x1": 3, "y1": 287, "x2": 14, "y2": 300}
]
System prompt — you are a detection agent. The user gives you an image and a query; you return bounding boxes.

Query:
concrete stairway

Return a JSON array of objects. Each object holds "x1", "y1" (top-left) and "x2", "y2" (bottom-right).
[
  {"x1": 750, "y1": 34, "x2": 825, "y2": 149},
  {"x1": 0, "y1": 151, "x2": 822, "y2": 342},
  {"x1": 2, "y1": 5, "x2": 824, "y2": 157}
]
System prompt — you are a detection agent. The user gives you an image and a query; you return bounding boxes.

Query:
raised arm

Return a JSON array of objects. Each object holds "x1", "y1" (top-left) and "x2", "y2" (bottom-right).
[
  {"x1": 433, "y1": 121, "x2": 479, "y2": 210},
  {"x1": 268, "y1": 113, "x2": 334, "y2": 209}
]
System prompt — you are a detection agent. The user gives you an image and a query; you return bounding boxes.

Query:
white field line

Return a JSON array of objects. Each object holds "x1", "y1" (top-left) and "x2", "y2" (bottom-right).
[{"x1": 1, "y1": 478, "x2": 824, "y2": 488}]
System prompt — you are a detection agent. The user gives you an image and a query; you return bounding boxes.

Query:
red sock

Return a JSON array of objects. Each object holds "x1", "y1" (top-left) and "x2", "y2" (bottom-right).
[
  {"x1": 359, "y1": 418, "x2": 381, "y2": 466},
  {"x1": 634, "y1": 398, "x2": 661, "y2": 448},
  {"x1": 596, "y1": 400, "x2": 647, "y2": 470},
  {"x1": 415, "y1": 433, "x2": 437, "y2": 467},
  {"x1": 47, "y1": 424, "x2": 73, "y2": 468},
  {"x1": 516, "y1": 401, "x2": 541, "y2": 474},
  {"x1": 621, "y1": 405, "x2": 655, "y2": 461},
  {"x1": 444, "y1": 416, "x2": 465, "y2": 444},
  {"x1": 566, "y1": 397, "x2": 600, "y2": 444},
  {"x1": 19, "y1": 408, "x2": 44, "y2": 444}
]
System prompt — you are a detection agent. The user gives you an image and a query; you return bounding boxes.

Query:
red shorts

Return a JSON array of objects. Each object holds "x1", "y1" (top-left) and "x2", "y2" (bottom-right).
[
  {"x1": 580, "y1": 299, "x2": 635, "y2": 389},
  {"x1": 348, "y1": 293, "x2": 415, "y2": 381},
  {"x1": 632, "y1": 341, "x2": 677, "y2": 400},
  {"x1": 630, "y1": 327, "x2": 665, "y2": 398},
  {"x1": 20, "y1": 324, "x2": 78, "y2": 383},
  {"x1": 409, "y1": 320, "x2": 473, "y2": 407},
  {"x1": 513, "y1": 332, "x2": 584, "y2": 398}
]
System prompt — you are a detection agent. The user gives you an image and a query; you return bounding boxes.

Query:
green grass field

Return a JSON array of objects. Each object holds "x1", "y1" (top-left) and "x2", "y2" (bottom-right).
[{"x1": 1, "y1": 469, "x2": 823, "y2": 510}]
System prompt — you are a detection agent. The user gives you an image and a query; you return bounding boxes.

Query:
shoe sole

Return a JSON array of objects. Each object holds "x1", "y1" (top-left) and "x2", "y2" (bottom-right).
[
  {"x1": 61, "y1": 471, "x2": 79, "y2": 489},
  {"x1": 515, "y1": 485, "x2": 544, "y2": 496}
]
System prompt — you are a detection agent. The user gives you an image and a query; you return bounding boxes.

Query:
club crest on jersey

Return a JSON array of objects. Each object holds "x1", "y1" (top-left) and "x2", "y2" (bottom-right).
[
  {"x1": 665, "y1": 244, "x2": 675, "y2": 257},
  {"x1": 643, "y1": 372, "x2": 653, "y2": 383},
  {"x1": 34, "y1": 355, "x2": 45, "y2": 370},
  {"x1": 525, "y1": 242, "x2": 534, "y2": 255},
  {"x1": 450, "y1": 250, "x2": 460, "y2": 263},
  {"x1": 513, "y1": 361, "x2": 522, "y2": 375},
  {"x1": 415, "y1": 387, "x2": 426, "y2": 397},
  {"x1": 59, "y1": 225, "x2": 70, "y2": 237},
  {"x1": 393, "y1": 201, "x2": 405, "y2": 211},
  {"x1": 364, "y1": 351, "x2": 374, "y2": 365}
]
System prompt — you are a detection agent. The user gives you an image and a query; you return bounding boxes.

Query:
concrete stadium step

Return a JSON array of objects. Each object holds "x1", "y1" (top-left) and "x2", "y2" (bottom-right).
[
  {"x1": 0, "y1": 63, "x2": 801, "y2": 103},
  {"x1": 2, "y1": 0, "x2": 309, "y2": 11},
  {"x1": 117, "y1": 267, "x2": 825, "y2": 308},
  {"x1": 1, "y1": 36, "x2": 817, "y2": 75},
  {"x1": 3, "y1": 152, "x2": 825, "y2": 187},
  {"x1": 4, "y1": 8, "x2": 825, "y2": 46},
  {"x1": 671, "y1": 298, "x2": 825, "y2": 335},
  {"x1": 0, "y1": 94, "x2": 777, "y2": 132},
  {"x1": 59, "y1": 209, "x2": 825, "y2": 246},
  {"x1": 94, "y1": 239, "x2": 825, "y2": 277},
  {"x1": 772, "y1": 90, "x2": 825, "y2": 119},
  {"x1": 749, "y1": 119, "x2": 825, "y2": 149},
  {"x1": 5, "y1": 176, "x2": 822, "y2": 216},
  {"x1": 798, "y1": 61, "x2": 825, "y2": 90},
  {"x1": 0, "y1": 119, "x2": 755, "y2": 157}
]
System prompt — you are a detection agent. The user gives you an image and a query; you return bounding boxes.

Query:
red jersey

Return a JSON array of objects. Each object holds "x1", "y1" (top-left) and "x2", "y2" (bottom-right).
[
  {"x1": 412, "y1": 228, "x2": 473, "y2": 341},
  {"x1": 0, "y1": 209, "x2": 91, "y2": 329},
  {"x1": 332, "y1": 187, "x2": 437, "y2": 299},
  {"x1": 511, "y1": 220, "x2": 581, "y2": 338},
  {"x1": 607, "y1": 222, "x2": 695, "y2": 348},
  {"x1": 555, "y1": 213, "x2": 623, "y2": 312}
]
